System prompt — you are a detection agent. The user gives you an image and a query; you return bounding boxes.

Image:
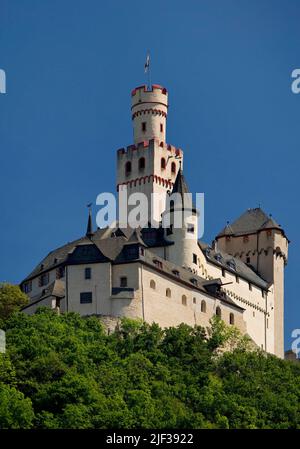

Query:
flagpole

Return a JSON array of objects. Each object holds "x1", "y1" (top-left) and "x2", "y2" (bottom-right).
[{"x1": 145, "y1": 51, "x2": 151, "y2": 90}]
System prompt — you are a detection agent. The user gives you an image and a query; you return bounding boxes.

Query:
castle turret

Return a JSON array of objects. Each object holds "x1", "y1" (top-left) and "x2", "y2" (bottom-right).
[
  {"x1": 162, "y1": 167, "x2": 199, "y2": 271},
  {"x1": 131, "y1": 84, "x2": 168, "y2": 144},
  {"x1": 117, "y1": 84, "x2": 183, "y2": 224},
  {"x1": 215, "y1": 207, "x2": 289, "y2": 358}
]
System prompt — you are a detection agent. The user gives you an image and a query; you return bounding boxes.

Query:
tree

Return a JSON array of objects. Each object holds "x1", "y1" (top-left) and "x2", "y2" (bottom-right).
[
  {"x1": 0, "y1": 283, "x2": 28, "y2": 322},
  {"x1": 1, "y1": 308, "x2": 300, "y2": 429}
]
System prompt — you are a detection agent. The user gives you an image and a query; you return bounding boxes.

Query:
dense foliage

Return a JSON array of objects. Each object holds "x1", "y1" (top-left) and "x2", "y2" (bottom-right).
[
  {"x1": 0, "y1": 283, "x2": 28, "y2": 323},
  {"x1": 0, "y1": 307, "x2": 300, "y2": 429}
]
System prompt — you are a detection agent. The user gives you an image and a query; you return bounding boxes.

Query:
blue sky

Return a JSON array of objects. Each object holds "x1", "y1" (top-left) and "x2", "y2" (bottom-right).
[{"x1": 0, "y1": 0, "x2": 299, "y2": 350}]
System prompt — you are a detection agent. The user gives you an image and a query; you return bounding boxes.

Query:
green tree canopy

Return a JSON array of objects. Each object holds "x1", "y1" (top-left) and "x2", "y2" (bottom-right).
[
  {"x1": 0, "y1": 308, "x2": 299, "y2": 429},
  {"x1": 0, "y1": 282, "x2": 28, "y2": 322}
]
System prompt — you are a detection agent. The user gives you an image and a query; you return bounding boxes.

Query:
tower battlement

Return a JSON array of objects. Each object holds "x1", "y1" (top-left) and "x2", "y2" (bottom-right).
[
  {"x1": 131, "y1": 84, "x2": 168, "y2": 144},
  {"x1": 117, "y1": 139, "x2": 182, "y2": 158}
]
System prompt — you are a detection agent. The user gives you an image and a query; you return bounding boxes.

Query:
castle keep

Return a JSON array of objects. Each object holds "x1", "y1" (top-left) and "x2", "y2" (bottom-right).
[{"x1": 20, "y1": 83, "x2": 289, "y2": 358}]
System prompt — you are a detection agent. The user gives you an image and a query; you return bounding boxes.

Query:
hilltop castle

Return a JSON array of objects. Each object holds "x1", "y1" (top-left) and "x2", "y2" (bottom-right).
[{"x1": 20, "y1": 83, "x2": 289, "y2": 358}]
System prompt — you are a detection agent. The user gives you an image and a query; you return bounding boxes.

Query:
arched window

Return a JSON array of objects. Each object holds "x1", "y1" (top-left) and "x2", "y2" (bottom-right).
[
  {"x1": 201, "y1": 300, "x2": 206, "y2": 313},
  {"x1": 161, "y1": 158, "x2": 166, "y2": 170},
  {"x1": 229, "y1": 313, "x2": 235, "y2": 325},
  {"x1": 182, "y1": 295, "x2": 187, "y2": 306},
  {"x1": 216, "y1": 306, "x2": 221, "y2": 318},
  {"x1": 150, "y1": 280, "x2": 156, "y2": 290},
  {"x1": 139, "y1": 157, "x2": 145, "y2": 171},
  {"x1": 125, "y1": 161, "x2": 131, "y2": 175},
  {"x1": 166, "y1": 288, "x2": 171, "y2": 298},
  {"x1": 171, "y1": 161, "x2": 176, "y2": 174}
]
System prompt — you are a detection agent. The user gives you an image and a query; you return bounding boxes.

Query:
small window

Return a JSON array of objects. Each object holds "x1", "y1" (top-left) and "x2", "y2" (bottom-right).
[
  {"x1": 171, "y1": 162, "x2": 176, "y2": 174},
  {"x1": 190, "y1": 278, "x2": 198, "y2": 286},
  {"x1": 222, "y1": 268, "x2": 226, "y2": 277},
  {"x1": 229, "y1": 313, "x2": 235, "y2": 325},
  {"x1": 253, "y1": 311, "x2": 255, "y2": 317},
  {"x1": 142, "y1": 122, "x2": 146, "y2": 132},
  {"x1": 139, "y1": 157, "x2": 145, "y2": 170},
  {"x1": 249, "y1": 283, "x2": 252, "y2": 291},
  {"x1": 120, "y1": 277, "x2": 128, "y2": 288},
  {"x1": 160, "y1": 123, "x2": 163, "y2": 133},
  {"x1": 40, "y1": 272, "x2": 49, "y2": 287},
  {"x1": 166, "y1": 288, "x2": 171, "y2": 298},
  {"x1": 182, "y1": 295, "x2": 187, "y2": 306},
  {"x1": 125, "y1": 161, "x2": 132, "y2": 175},
  {"x1": 201, "y1": 300, "x2": 206, "y2": 313},
  {"x1": 161, "y1": 158, "x2": 166, "y2": 170},
  {"x1": 153, "y1": 259, "x2": 163, "y2": 269},
  {"x1": 85, "y1": 267, "x2": 91, "y2": 279},
  {"x1": 193, "y1": 297, "x2": 196, "y2": 304},
  {"x1": 246, "y1": 256, "x2": 250, "y2": 264},
  {"x1": 150, "y1": 280, "x2": 156, "y2": 290},
  {"x1": 80, "y1": 292, "x2": 92, "y2": 304},
  {"x1": 187, "y1": 224, "x2": 195, "y2": 234},
  {"x1": 23, "y1": 281, "x2": 32, "y2": 294},
  {"x1": 235, "y1": 275, "x2": 239, "y2": 283},
  {"x1": 172, "y1": 270, "x2": 180, "y2": 277},
  {"x1": 166, "y1": 224, "x2": 173, "y2": 236},
  {"x1": 216, "y1": 306, "x2": 221, "y2": 317},
  {"x1": 56, "y1": 266, "x2": 65, "y2": 279},
  {"x1": 192, "y1": 253, "x2": 197, "y2": 264}
]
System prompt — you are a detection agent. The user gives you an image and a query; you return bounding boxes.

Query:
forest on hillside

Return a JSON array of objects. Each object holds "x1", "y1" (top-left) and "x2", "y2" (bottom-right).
[{"x1": 0, "y1": 284, "x2": 300, "y2": 429}]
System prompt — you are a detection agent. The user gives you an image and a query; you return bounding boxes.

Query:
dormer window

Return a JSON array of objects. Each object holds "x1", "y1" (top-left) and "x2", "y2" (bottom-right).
[
  {"x1": 39, "y1": 272, "x2": 49, "y2": 287},
  {"x1": 153, "y1": 259, "x2": 163, "y2": 269},
  {"x1": 190, "y1": 278, "x2": 198, "y2": 286},
  {"x1": 227, "y1": 260, "x2": 236, "y2": 271},
  {"x1": 23, "y1": 281, "x2": 32, "y2": 294},
  {"x1": 56, "y1": 266, "x2": 65, "y2": 279},
  {"x1": 215, "y1": 253, "x2": 222, "y2": 263}
]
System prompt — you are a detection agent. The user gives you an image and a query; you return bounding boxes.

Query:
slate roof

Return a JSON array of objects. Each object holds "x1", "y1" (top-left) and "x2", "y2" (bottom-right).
[
  {"x1": 216, "y1": 207, "x2": 285, "y2": 238},
  {"x1": 21, "y1": 225, "x2": 171, "y2": 283},
  {"x1": 170, "y1": 168, "x2": 196, "y2": 212},
  {"x1": 199, "y1": 242, "x2": 269, "y2": 290}
]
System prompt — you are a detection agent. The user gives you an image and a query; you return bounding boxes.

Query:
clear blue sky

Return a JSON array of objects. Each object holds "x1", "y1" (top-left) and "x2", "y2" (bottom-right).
[{"x1": 0, "y1": 0, "x2": 299, "y2": 350}]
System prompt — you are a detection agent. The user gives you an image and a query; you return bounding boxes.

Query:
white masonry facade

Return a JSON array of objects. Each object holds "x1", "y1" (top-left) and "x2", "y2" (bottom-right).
[{"x1": 20, "y1": 83, "x2": 289, "y2": 358}]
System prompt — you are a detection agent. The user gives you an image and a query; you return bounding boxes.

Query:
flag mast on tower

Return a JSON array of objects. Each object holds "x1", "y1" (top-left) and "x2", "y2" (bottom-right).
[{"x1": 144, "y1": 51, "x2": 151, "y2": 90}]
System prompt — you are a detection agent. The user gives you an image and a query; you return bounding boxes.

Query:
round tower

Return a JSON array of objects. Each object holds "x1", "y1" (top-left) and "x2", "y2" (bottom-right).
[
  {"x1": 131, "y1": 84, "x2": 168, "y2": 144},
  {"x1": 162, "y1": 169, "x2": 200, "y2": 271}
]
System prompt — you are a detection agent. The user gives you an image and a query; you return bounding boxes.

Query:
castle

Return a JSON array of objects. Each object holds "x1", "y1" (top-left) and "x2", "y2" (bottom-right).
[{"x1": 20, "y1": 83, "x2": 289, "y2": 358}]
